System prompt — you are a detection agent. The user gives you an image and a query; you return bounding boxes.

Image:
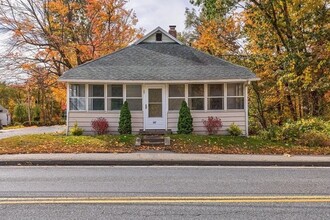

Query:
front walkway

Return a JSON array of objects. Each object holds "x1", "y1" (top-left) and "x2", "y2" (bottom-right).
[{"x1": 0, "y1": 125, "x2": 66, "y2": 140}]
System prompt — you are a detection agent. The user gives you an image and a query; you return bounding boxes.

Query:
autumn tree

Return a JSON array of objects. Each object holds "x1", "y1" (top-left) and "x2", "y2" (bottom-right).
[
  {"x1": 0, "y1": 0, "x2": 143, "y2": 76},
  {"x1": 0, "y1": 0, "x2": 143, "y2": 125},
  {"x1": 188, "y1": 0, "x2": 330, "y2": 128}
]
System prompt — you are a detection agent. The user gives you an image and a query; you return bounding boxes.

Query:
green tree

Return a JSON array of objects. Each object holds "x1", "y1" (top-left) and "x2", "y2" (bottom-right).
[
  {"x1": 118, "y1": 101, "x2": 132, "y2": 134},
  {"x1": 13, "y1": 103, "x2": 28, "y2": 123},
  {"x1": 177, "y1": 101, "x2": 193, "y2": 134}
]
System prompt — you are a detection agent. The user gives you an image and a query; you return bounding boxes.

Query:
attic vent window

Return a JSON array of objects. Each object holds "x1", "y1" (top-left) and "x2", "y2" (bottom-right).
[{"x1": 156, "y1": 33, "x2": 162, "y2": 41}]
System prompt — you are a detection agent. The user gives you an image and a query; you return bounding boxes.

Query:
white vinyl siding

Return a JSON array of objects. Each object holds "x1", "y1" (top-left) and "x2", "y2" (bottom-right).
[
  {"x1": 168, "y1": 111, "x2": 246, "y2": 135},
  {"x1": 68, "y1": 112, "x2": 143, "y2": 135}
]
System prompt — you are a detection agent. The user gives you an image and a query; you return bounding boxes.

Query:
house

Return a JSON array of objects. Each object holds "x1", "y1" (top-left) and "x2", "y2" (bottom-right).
[
  {"x1": 0, "y1": 104, "x2": 11, "y2": 126},
  {"x1": 59, "y1": 26, "x2": 259, "y2": 135}
]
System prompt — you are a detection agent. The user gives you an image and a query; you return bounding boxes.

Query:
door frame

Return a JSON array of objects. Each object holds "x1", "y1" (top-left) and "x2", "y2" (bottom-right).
[{"x1": 143, "y1": 84, "x2": 167, "y2": 130}]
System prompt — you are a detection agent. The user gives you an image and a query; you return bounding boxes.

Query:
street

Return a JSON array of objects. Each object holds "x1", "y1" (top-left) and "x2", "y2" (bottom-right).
[{"x1": 0, "y1": 166, "x2": 329, "y2": 219}]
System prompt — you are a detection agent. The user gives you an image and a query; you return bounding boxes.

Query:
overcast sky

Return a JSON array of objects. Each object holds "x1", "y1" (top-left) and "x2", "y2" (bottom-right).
[{"x1": 126, "y1": 0, "x2": 199, "y2": 33}]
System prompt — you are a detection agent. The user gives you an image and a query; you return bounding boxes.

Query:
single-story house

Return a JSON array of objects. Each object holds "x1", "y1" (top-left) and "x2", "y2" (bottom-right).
[
  {"x1": 0, "y1": 104, "x2": 11, "y2": 126},
  {"x1": 59, "y1": 26, "x2": 259, "y2": 135}
]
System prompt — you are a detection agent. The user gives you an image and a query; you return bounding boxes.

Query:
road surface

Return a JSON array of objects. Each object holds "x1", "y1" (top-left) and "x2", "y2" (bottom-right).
[
  {"x1": 0, "y1": 125, "x2": 65, "y2": 139},
  {"x1": 0, "y1": 166, "x2": 329, "y2": 219}
]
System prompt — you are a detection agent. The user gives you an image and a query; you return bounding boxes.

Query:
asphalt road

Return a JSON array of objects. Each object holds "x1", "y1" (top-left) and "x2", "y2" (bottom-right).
[
  {"x1": 0, "y1": 125, "x2": 65, "y2": 139},
  {"x1": 0, "y1": 166, "x2": 329, "y2": 219}
]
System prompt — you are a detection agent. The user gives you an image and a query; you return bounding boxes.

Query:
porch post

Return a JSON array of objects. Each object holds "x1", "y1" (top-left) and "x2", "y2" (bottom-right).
[{"x1": 245, "y1": 81, "x2": 249, "y2": 137}]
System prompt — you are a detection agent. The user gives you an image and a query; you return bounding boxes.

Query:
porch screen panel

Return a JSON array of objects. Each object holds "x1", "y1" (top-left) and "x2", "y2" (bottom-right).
[
  {"x1": 88, "y1": 85, "x2": 105, "y2": 111},
  {"x1": 69, "y1": 84, "x2": 86, "y2": 111},
  {"x1": 107, "y1": 85, "x2": 123, "y2": 111},
  {"x1": 126, "y1": 85, "x2": 142, "y2": 111},
  {"x1": 168, "y1": 84, "x2": 185, "y2": 110},
  {"x1": 188, "y1": 84, "x2": 204, "y2": 110},
  {"x1": 208, "y1": 84, "x2": 224, "y2": 110},
  {"x1": 227, "y1": 83, "x2": 244, "y2": 109}
]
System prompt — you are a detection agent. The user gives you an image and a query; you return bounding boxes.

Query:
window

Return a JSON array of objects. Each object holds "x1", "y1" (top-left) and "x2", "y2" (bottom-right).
[
  {"x1": 88, "y1": 85, "x2": 105, "y2": 111},
  {"x1": 227, "y1": 83, "x2": 244, "y2": 109},
  {"x1": 107, "y1": 85, "x2": 123, "y2": 110},
  {"x1": 126, "y1": 85, "x2": 142, "y2": 111},
  {"x1": 208, "y1": 84, "x2": 224, "y2": 110},
  {"x1": 168, "y1": 84, "x2": 185, "y2": 110},
  {"x1": 69, "y1": 84, "x2": 86, "y2": 111},
  {"x1": 156, "y1": 33, "x2": 162, "y2": 41},
  {"x1": 188, "y1": 84, "x2": 204, "y2": 110}
]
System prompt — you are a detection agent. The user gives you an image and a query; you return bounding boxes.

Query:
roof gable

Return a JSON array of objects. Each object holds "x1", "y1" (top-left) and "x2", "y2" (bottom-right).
[{"x1": 134, "y1": 26, "x2": 183, "y2": 45}]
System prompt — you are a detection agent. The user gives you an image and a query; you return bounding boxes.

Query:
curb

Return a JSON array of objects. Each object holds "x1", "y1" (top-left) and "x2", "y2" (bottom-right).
[{"x1": 1, "y1": 160, "x2": 330, "y2": 167}]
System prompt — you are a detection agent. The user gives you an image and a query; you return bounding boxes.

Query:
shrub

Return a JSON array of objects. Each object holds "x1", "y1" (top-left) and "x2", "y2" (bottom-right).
[
  {"x1": 13, "y1": 103, "x2": 28, "y2": 123},
  {"x1": 70, "y1": 122, "x2": 84, "y2": 136},
  {"x1": 202, "y1": 116, "x2": 223, "y2": 135},
  {"x1": 227, "y1": 123, "x2": 243, "y2": 136},
  {"x1": 118, "y1": 101, "x2": 132, "y2": 134},
  {"x1": 281, "y1": 118, "x2": 329, "y2": 141},
  {"x1": 298, "y1": 130, "x2": 330, "y2": 147},
  {"x1": 91, "y1": 117, "x2": 109, "y2": 135},
  {"x1": 258, "y1": 125, "x2": 282, "y2": 141},
  {"x1": 177, "y1": 101, "x2": 193, "y2": 134}
]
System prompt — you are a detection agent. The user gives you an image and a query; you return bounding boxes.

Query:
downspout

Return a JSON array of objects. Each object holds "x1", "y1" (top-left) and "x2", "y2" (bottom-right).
[
  {"x1": 245, "y1": 80, "x2": 250, "y2": 137},
  {"x1": 66, "y1": 83, "x2": 69, "y2": 135}
]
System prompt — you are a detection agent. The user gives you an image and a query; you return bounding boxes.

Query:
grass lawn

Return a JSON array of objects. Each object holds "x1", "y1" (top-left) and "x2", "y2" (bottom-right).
[{"x1": 0, "y1": 133, "x2": 329, "y2": 155}]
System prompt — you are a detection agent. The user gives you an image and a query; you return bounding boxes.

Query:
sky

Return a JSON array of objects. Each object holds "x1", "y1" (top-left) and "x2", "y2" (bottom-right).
[{"x1": 126, "y1": 0, "x2": 199, "y2": 33}]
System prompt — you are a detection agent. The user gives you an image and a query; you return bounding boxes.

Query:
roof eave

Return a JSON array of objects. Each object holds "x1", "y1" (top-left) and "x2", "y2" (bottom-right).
[{"x1": 58, "y1": 78, "x2": 260, "y2": 83}]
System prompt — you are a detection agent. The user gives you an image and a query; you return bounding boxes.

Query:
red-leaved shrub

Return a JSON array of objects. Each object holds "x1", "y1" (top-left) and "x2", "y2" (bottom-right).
[
  {"x1": 91, "y1": 117, "x2": 109, "y2": 135},
  {"x1": 202, "y1": 116, "x2": 223, "y2": 135}
]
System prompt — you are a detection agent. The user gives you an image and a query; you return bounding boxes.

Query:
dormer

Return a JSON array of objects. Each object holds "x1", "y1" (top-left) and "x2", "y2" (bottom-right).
[{"x1": 135, "y1": 26, "x2": 183, "y2": 45}]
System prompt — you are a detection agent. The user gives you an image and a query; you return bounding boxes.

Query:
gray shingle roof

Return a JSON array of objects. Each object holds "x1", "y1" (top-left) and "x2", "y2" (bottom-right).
[{"x1": 59, "y1": 43, "x2": 257, "y2": 81}]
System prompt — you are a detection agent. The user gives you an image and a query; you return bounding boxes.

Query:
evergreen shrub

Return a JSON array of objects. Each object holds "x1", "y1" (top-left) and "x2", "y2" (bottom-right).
[
  {"x1": 118, "y1": 101, "x2": 132, "y2": 134},
  {"x1": 177, "y1": 101, "x2": 193, "y2": 134}
]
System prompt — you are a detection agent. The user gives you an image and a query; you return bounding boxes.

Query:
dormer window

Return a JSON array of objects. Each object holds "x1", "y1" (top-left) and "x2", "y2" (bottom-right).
[{"x1": 156, "y1": 33, "x2": 162, "y2": 41}]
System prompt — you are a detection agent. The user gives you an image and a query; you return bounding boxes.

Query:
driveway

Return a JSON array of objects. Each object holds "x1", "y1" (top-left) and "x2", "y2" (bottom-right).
[{"x1": 0, "y1": 125, "x2": 66, "y2": 140}]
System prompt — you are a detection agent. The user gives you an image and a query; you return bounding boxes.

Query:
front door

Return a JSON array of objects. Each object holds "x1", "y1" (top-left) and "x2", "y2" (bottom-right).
[{"x1": 144, "y1": 85, "x2": 166, "y2": 130}]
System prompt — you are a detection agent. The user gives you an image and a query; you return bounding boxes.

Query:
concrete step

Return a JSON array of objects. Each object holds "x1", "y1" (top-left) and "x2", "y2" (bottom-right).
[{"x1": 139, "y1": 129, "x2": 172, "y2": 135}]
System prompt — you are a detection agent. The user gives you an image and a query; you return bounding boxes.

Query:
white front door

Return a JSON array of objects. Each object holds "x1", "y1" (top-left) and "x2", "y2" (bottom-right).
[{"x1": 144, "y1": 85, "x2": 166, "y2": 130}]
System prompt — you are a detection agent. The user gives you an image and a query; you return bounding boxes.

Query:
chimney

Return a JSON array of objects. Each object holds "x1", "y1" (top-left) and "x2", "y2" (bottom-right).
[{"x1": 169, "y1": 25, "x2": 177, "y2": 38}]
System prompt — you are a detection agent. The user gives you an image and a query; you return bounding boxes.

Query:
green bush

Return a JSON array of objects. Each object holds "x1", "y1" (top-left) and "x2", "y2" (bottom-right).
[
  {"x1": 258, "y1": 125, "x2": 282, "y2": 141},
  {"x1": 227, "y1": 123, "x2": 243, "y2": 136},
  {"x1": 177, "y1": 101, "x2": 193, "y2": 134},
  {"x1": 298, "y1": 130, "x2": 330, "y2": 147},
  {"x1": 281, "y1": 118, "x2": 329, "y2": 141},
  {"x1": 70, "y1": 122, "x2": 84, "y2": 136},
  {"x1": 13, "y1": 103, "x2": 28, "y2": 123},
  {"x1": 118, "y1": 101, "x2": 132, "y2": 134}
]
